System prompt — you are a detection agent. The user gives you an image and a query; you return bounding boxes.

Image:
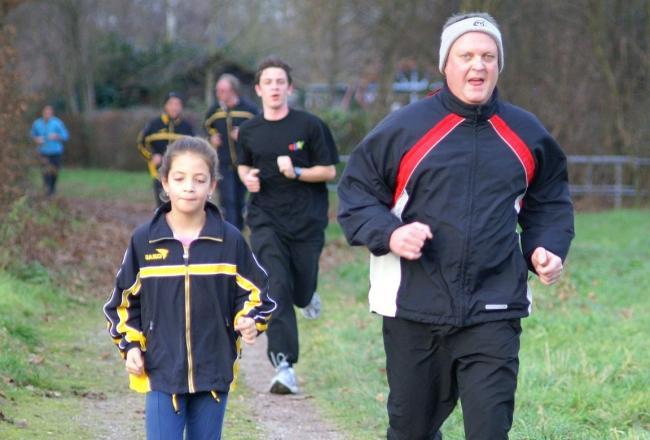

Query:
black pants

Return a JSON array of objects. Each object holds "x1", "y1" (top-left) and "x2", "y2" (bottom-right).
[
  {"x1": 250, "y1": 226, "x2": 324, "y2": 366},
  {"x1": 383, "y1": 317, "x2": 521, "y2": 440},
  {"x1": 41, "y1": 154, "x2": 61, "y2": 196},
  {"x1": 217, "y1": 165, "x2": 246, "y2": 230},
  {"x1": 153, "y1": 178, "x2": 165, "y2": 207}
]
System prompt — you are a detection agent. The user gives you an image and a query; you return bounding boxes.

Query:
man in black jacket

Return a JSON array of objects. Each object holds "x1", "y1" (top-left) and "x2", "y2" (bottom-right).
[
  {"x1": 337, "y1": 12, "x2": 574, "y2": 440},
  {"x1": 204, "y1": 74, "x2": 258, "y2": 229},
  {"x1": 137, "y1": 92, "x2": 194, "y2": 207}
]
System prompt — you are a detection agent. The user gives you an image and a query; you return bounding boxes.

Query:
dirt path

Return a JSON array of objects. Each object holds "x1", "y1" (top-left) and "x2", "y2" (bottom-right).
[
  {"x1": 74, "y1": 325, "x2": 146, "y2": 440},
  {"x1": 70, "y1": 197, "x2": 344, "y2": 439},
  {"x1": 240, "y1": 334, "x2": 344, "y2": 440}
]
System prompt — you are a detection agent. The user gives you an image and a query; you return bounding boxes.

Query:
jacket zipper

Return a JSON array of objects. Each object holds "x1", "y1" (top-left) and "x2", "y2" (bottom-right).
[
  {"x1": 458, "y1": 109, "x2": 481, "y2": 324},
  {"x1": 183, "y1": 245, "x2": 196, "y2": 393}
]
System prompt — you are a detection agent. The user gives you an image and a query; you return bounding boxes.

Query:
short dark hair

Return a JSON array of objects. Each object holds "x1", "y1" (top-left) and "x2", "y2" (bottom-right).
[
  {"x1": 254, "y1": 57, "x2": 292, "y2": 85},
  {"x1": 164, "y1": 91, "x2": 184, "y2": 105},
  {"x1": 159, "y1": 137, "x2": 220, "y2": 183}
]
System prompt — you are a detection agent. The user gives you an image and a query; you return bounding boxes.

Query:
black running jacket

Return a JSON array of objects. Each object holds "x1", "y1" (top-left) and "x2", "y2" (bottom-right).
[{"x1": 337, "y1": 85, "x2": 574, "y2": 326}]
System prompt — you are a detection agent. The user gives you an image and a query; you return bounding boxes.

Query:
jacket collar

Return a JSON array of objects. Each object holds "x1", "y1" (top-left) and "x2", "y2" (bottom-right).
[
  {"x1": 148, "y1": 201, "x2": 225, "y2": 242},
  {"x1": 161, "y1": 113, "x2": 182, "y2": 125},
  {"x1": 439, "y1": 82, "x2": 499, "y2": 121}
]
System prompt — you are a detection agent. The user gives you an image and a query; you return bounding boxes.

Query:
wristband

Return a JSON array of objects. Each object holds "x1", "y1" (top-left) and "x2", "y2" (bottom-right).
[{"x1": 294, "y1": 166, "x2": 303, "y2": 179}]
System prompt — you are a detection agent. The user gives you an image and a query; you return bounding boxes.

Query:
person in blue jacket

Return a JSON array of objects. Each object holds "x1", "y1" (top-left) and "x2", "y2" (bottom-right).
[
  {"x1": 338, "y1": 12, "x2": 574, "y2": 440},
  {"x1": 30, "y1": 104, "x2": 69, "y2": 196}
]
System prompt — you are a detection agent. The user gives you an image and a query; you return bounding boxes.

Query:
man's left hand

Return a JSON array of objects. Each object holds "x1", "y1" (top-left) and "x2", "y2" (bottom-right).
[
  {"x1": 531, "y1": 247, "x2": 563, "y2": 285},
  {"x1": 277, "y1": 155, "x2": 296, "y2": 179}
]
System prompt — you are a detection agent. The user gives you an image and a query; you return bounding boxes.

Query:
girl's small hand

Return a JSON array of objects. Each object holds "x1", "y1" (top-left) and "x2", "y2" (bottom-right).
[
  {"x1": 234, "y1": 317, "x2": 257, "y2": 345},
  {"x1": 125, "y1": 347, "x2": 145, "y2": 375}
]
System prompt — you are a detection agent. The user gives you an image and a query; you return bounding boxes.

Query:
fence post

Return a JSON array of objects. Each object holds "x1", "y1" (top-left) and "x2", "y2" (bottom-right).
[
  {"x1": 614, "y1": 162, "x2": 623, "y2": 209},
  {"x1": 586, "y1": 162, "x2": 593, "y2": 193}
]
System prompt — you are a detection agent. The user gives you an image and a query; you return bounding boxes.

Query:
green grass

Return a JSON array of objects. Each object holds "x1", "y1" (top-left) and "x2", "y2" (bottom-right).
[
  {"x1": 0, "y1": 271, "x2": 97, "y2": 438},
  {"x1": 298, "y1": 210, "x2": 650, "y2": 439},
  {"x1": 8, "y1": 169, "x2": 649, "y2": 438},
  {"x1": 57, "y1": 167, "x2": 152, "y2": 203}
]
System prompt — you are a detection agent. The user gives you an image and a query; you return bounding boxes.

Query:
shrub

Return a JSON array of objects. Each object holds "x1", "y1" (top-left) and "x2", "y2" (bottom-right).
[
  {"x1": 317, "y1": 108, "x2": 377, "y2": 155},
  {"x1": 0, "y1": 25, "x2": 32, "y2": 210}
]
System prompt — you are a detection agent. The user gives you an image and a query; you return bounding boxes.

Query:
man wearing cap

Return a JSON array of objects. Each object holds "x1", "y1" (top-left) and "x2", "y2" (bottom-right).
[
  {"x1": 137, "y1": 92, "x2": 195, "y2": 207},
  {"x1": 337, "y1": 12, "x2": 574, "y2": 439}
]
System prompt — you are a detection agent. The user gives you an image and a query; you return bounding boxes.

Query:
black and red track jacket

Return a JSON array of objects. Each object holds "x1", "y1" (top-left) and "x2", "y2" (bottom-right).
[
  {"x1": 103, "y1": 202, "x2": 275, "y2": 395},
  {"x1": 337, "y1": 85, "x2": 574, "y2": 326}
]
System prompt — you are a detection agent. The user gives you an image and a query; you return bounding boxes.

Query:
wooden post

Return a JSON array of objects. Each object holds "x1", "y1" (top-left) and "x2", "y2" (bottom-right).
[
  {"x1": 614, "y1": 162, "x2": 623, "y2": 209},
  {"x1": 586, "y1": 162, "x2": 593, "y2": 192},
  {"x1": 205, "y1": 69, "x2": 215, "y2": 108}
]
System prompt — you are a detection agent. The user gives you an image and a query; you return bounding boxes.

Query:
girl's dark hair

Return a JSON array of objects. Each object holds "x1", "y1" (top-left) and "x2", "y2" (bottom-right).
[
  {"x1": 254, "y1": 57, "x2": 293, "y2": 85},
  {"x1": 159, "y1": 136, "x2": 220, "y2": 182}
]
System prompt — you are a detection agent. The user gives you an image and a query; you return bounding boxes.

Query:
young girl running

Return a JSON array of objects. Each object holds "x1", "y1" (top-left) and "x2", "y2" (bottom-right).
[{"x1": 104, "y1": 137, "x2": 275, "y2": 439}]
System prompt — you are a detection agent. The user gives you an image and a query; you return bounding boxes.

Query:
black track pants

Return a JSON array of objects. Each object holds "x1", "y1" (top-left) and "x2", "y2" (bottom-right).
[
  {"x1": 250, "y1": 226, "x2": 324, "y2": 365},
  {"x1": 383, "y1": 317, "x2": 521, "y2": 440}
]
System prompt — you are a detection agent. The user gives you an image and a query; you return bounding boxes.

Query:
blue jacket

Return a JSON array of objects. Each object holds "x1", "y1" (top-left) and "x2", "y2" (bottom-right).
[
  {"x1": 103, "y1": 202, "x2": 275, "y2": 395},
  {"x1": 31, "y1": 116, "x2": 69, "y2": 155},
  {"x1": 337, "y1": 85, "x2": 574, "y2": 326}
]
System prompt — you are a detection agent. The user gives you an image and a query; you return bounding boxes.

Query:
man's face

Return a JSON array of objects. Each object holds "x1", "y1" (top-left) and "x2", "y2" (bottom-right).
[
  {"x1": 216, "y1": 80, "x2": 236, "y2": 107},
  {"x1": 255, "y1": 67, "x2": 292, "y2": 111},
  {"x1": 42, "y1": 105, "x2": 54, "y2": 120},
  {"x1": 164, "y1": 97, "x2": 183, "y2": 119},
  {"x1": 444, "y1": 32, "x2": 499, "y2": 105}
]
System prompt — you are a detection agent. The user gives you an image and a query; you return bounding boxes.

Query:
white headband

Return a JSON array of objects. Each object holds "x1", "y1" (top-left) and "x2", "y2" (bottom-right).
[{"x1": 438, "y1": 16, "x2": 504, "y2": 74}]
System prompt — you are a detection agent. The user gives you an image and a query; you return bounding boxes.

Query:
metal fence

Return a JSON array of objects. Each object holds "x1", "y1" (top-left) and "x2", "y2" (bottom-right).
[{"x1": 330, "y1": 155, "x2": 650, "y2": 209}]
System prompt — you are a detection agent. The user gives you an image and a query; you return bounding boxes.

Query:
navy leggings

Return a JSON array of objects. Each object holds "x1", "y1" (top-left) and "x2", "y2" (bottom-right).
[{"x1": 145, "y1": 391, "x2": 228, "y2": 440}]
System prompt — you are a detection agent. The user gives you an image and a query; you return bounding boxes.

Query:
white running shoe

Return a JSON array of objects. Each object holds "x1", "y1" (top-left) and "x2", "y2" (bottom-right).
[
  {"x1": 300, "y1": 292, "x2": 321, "y2": 320},
  {"x1": 270, "y1": 356, "x2": 299, "y2": 394}
]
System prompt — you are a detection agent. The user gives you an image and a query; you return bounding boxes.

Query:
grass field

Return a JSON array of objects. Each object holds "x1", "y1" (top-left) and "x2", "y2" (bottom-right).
[
  {"x1": 3, "y1": 168, "x2": 649, "y2": 439},
  {"x1": 56, "y1": 167, "x2": 153, "y2": 203}
]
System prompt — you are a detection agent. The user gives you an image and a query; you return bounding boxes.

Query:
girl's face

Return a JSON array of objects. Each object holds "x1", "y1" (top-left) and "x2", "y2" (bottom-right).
[{"x1": 161, "y1": 152, "x2": 216, "y2": 216}]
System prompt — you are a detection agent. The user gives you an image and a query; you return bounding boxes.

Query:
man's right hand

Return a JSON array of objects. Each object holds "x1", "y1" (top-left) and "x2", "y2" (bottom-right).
[
  {"x1": 152, "y1": 153, "x2": 162, "y2": 167},
  {"x1": 210, "y1": 133, "x2": 222, "y2": 148},
  {"x1": 244, "y1": 168, "x2": 261, "y2": 193},
  {"x1": 389, "y1": 222, "x2": 433, "y2": 260},
  {"x1": 125, "y1": 347, "x2": 145, "y2": 375}
]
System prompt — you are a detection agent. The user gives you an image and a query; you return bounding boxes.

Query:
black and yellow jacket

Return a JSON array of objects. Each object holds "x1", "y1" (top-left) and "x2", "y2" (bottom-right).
[
  {"x1": 203, "y1": 99, "x2": 257, "y2": 168},
  {"x1": 103, "y1": 202, "x2": 275, "y2": 396},
  {"x1": 137, "y1": 113, "x2": 195, "y2": 178}
]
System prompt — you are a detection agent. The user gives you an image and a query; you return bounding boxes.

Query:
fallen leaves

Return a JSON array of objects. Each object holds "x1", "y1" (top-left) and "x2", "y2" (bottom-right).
[{"x1": 28, "y1": 354, "x2": 44, "y2": 365}]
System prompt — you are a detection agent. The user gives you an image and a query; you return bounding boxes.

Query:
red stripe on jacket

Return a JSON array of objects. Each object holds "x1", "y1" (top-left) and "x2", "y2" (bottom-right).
[
  {"x1": 393, "y1": 113, "x2": 465, "y2": 206},
  {"x1": 488, "y1": 115, "x2": 536, "y2": 186}
]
